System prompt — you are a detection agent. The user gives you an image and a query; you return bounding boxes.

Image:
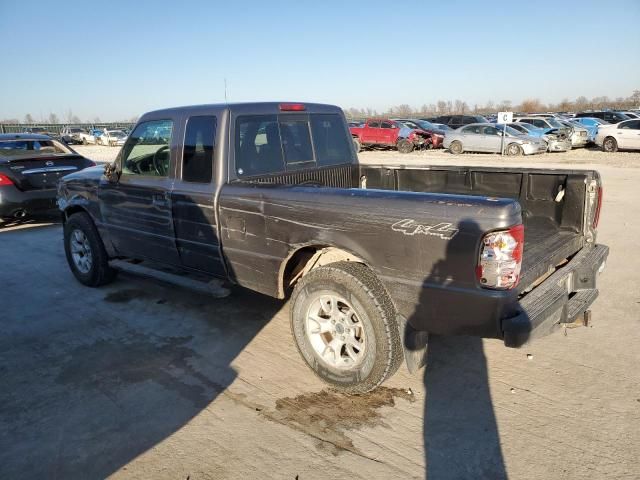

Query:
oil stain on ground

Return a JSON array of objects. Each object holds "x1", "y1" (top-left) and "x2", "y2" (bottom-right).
[
  {"x1": 269, "y1": 387, "x2": 415, "y2": 457},
  {"x1": 103, "y1": 288, "x2": 152, "y2": 303}
]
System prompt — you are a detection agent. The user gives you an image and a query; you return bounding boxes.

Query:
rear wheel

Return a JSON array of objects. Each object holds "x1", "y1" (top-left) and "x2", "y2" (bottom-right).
[
  {"x1": 397, "y1": 139, "x2": 414, "y2": 154},
  {"x1": 82, "y1": 137, "x2": 88, "y2": 145},
  {"x1": 602, "y1": 136, "x2": 618, "y2": 152},
  {"x1": 506, "y1": 143, "x2": 523, "y2": 156},
  {"x1": 449, "y1": 140, "x2": 463, "y2": 154},
  {"x1": 353, "y1": 137, "x2": 361, "y2": 153},
  {"x1": 290, "y1": 262, "x2": 403, "y2": 394},
  {"x1": 64, "y1": 212, "x2": 117, "y2": 287}
]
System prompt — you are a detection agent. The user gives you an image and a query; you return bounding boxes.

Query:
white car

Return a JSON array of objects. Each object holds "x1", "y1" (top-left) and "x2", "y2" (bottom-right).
[
  {"x1": 97, "y1": 130, "x2": 128, "y2": 147},
  {"x1": 596, "y1": 119, "x2": 640, "y2": 152}
]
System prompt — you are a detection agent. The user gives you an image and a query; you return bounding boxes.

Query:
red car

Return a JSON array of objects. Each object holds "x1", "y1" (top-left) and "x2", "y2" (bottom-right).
[{"x1": 349, "y1": 119, "x2": 441, "y2": 153}]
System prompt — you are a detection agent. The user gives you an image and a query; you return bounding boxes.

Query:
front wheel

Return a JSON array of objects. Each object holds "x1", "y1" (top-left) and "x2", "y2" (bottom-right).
[
  {"x1": 64, "y1": 212, "x2": 117, "y2": 287},
  {"x1": 602, "y1": 137, "x2": 618, "y2": 152},
  {"x1": 506, "y1": 143, "x2": 523, "y2": 156},
  {"x1": 82, "y1": 137, "x2": 88, "y2": 145},
  {"x1": 353, "y1": 138, "x2": 361, "y2": 153},
  {"x1": 290, "y1": 262, "x2": 403, "y2": 394}
]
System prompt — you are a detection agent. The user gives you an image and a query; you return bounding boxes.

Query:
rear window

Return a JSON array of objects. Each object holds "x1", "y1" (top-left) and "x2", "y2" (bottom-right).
[
  {"x1": 235, "y1": 113, "x2": 354, "y2": 177},
  {"x1": 182, "y1": 115, "x2": 216, "y2": 183},
  {"x1": 0, "y1": 139, "x2": 72, "y2": 157}
]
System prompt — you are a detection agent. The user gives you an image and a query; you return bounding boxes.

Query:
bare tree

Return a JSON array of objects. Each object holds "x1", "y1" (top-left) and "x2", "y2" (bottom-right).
[
  {"x1": 24, "y1": 113, "x2": 34, "y2": 124},
  {"x1": 519, "y1": 98, "x2": 545, "y2": 113},
  {"x1": 393, "y1": 104, "x2": 413, "y2": 117},
  {"x1": 436, "y1": 100, "x2": 447, "y2": 114},
  {"x1": 630, "y1": 90, "x2": 640, "y2": 107},
  {"x1": 48, "y1": 113, "x2": 59, "y2": 124}
]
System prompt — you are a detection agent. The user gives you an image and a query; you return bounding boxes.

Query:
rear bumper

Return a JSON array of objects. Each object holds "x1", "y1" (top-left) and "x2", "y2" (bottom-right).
[
  {"x1": 502, "y1": 244, "x2": 609, "y2": 347},
  {"x1": 0, "y1": 185, "x2": 58, "y2": 217}
]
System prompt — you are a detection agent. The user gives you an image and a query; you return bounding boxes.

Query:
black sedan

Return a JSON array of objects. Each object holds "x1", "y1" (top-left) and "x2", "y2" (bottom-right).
[{"x1": 0, "y1": 134, "x2": 96, "y2": 219}]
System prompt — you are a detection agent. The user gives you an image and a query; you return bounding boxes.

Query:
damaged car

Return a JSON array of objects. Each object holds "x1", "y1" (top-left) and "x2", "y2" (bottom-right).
[
  {"x1": 444, "y1": 123, "x2": 547, "y2": 155},
  {"x1": 349, "y1": 119, "x2": 437, "y2": 153},
  {"x1": 506, "y1": 122, "x2": 572, "y2": 152}
]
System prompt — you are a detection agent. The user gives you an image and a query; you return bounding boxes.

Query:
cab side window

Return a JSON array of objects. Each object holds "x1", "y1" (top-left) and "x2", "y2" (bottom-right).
[
  {"x1": 182, "y1": 116, "x2": 216, "y2": 183},
  {"x1": 121, "y1": 119, "x2": 173, "y2": 177}
]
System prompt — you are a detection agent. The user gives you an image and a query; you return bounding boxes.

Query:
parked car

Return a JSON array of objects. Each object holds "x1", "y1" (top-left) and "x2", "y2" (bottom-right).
[
  {"x1": 443, "y1": 123, "x2": 547, "y2": 155},
  {"x1": 349, "y1": 118, "x2": 438, "y2": 153},
  {"x1": 557, "y1": 120, "x2": 589, "y2": 148},
  {"x1": 56, "y1": 101, "x2": 608, "y2": 393},
  {"x1": 61, "y1": 127, "x2": 90, "y2": 145},
  {"x1": 393, "y1": 119, "x2": 446, "y2": 148},
  {"x1": 595, "y1": 119, "x2": 640, "y2": 152},
  {"x1": 0, "y1": 134, "x2": 95, "y2": 219},
  {"x1": 513, "y1": 116, "x2": 572, "y2": 137},
  {"x1": 506, "y1": 122, "x2": 571, "y2": 152},
  {"x1": 425, "y1": 114, "x2": 488, "y2": 130},
  {"x1": 97, "y1": 130, "x2": 127, "y2": 147},
  {"x1": 575, "y1": 111, "x2": 630, "y2": 124},
  {"x1": 616, "y1": 111, "x2": 640, "y2": 119}
]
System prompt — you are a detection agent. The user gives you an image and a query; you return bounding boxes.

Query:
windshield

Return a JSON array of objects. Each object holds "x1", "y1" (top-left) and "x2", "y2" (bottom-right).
[
  {"x1": 109, "y1": 131, "x2": 126, "y2": 138},
  {"x1": 415, "y1": 120, "x2": 438, "y2": 130},
  {"x1": 546, "y1": 118, "x2": 565, "y2": 129},
  {"x1": 495, "y1": 125, "x2": 525, "y2": 136},
  {"x1": 0, "y1": 139, "x2": 73, "y2": 157}
]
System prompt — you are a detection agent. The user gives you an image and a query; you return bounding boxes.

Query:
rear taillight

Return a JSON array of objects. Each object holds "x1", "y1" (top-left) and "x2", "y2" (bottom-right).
[
  {"x1": 0, "y1": 174, "x2": 14, "y2": 186},
  {"x1": 477, "y1": 224, "x2": 524, "y2": 290},
  {"x1": 592, "y1": 186, "x2": 602, "y2": 229}
]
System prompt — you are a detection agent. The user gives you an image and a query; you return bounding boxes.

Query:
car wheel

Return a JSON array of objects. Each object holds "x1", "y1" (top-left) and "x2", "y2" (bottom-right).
[
  {"x1": 353, "y1": 138, "x2": 361, "y2": 153},
  {"x1": 97, "y1": 138, "x2": 101, "y2": 145},
  {"x1": 507, "y1": 143, "x2": 523, "y2": 156},
  {"x1": 82, "y1": 138, "x2": 88, "y2": 145},
  {"x1": 603, "y1": 137, "x2": 618, "y2": 153},
  {"x1": 64, "y1": 212, "x2": 117, "y2": 287},
  {"x1": 290, "y1": 261, "x2": 403, "y2": 394},
  {"x1": 397, "y1": 139, "x2": 414, "y2": 154},
  {"x1": 449, "y1": 140, "x2": 463, "y2": 154}
]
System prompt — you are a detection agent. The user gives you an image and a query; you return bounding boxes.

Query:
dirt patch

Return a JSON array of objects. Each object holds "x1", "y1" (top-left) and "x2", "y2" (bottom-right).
[
  {"x1": 104, "y1": 288, "x2": 152, "y2": 303},
  {"x1": 269, "y1": 387, "x2": 415, "y2": 457}
]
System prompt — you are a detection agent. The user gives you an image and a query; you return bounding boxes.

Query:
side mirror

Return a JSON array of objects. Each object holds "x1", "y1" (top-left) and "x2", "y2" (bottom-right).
[{"x1": 104, "y1": 162, "x2": 120, "y2": 183}]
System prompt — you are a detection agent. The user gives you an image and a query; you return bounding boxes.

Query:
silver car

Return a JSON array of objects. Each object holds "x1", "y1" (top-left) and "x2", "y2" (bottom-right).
[
  {"x1": 558, "y1": 120, "x2": 589, "y2": 147},
  {"x1": 443, "y1": 123, "x2": 547, "y2": 155}
]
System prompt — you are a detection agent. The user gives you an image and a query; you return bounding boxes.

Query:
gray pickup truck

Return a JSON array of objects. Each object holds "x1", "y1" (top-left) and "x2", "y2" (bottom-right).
[{"x1": 57, "y1": 102, "x2": 609, "y2": 393}]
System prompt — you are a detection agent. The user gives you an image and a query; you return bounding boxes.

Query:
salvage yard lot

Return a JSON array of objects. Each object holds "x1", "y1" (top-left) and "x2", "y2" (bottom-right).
[{"x1": 1, "y1": 146, "x2": 639, "y2": 479}]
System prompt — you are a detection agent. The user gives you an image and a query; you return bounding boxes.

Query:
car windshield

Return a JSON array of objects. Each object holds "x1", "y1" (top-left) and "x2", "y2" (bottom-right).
[
  {"x1": 433, "y1": 123, "x2": 452, "y2": 131},
  {"x1": 497, "y1": 125, "x2": 524, "y2": 136},
  {"x1": 109, "y1": 131, "x2": 126, "y2": 138},
  {"x1": 415, "y1": 120, "x2": 438, "y2": 130},
  {"x1": 0, "y1": 139, "x2": 73, "y2": 157},
  {"x1": 546, "y1": 118, "x2": 565, "y2": 128}
]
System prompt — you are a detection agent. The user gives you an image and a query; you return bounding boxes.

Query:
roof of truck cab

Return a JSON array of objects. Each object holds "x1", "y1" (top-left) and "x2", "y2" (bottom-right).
[{"x1": 140, "y1": 102, "x2": 343, "y2": 119}]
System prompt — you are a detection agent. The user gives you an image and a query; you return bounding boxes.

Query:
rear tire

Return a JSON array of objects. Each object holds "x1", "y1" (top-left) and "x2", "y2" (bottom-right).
[
  {"x1": 290, "y1": 261, "x2": 403, "y2": 394},
  {"x1": 64, "y1": 212, "x2": 117, "y2": 287},
  {"x1": 602, "y1": 136, "x2": 618, "y2": 152},
  {"x1": 397, "y1": 139, "x2": 414, "y2": 154},
  {"x1": 353, "y1": 138, "x2": 361, "y2": 153},
  {"x1": 449, "y1": 140, "x2": 463, "y2": 154},
  {"x1": 82, "y1": 137, "x2": 88, "y2": 145}
]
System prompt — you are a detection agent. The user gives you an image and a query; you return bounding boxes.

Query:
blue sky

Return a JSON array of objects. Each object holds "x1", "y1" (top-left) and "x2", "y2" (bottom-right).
[{"x1": 1, "y1": 0, "x2": 639, "y2": 121}]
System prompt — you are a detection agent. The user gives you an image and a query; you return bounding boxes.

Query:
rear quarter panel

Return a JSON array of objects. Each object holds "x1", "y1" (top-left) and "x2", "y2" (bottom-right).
[{"x1": 218, "y1": 184, "x2": 522, "y2": 337}]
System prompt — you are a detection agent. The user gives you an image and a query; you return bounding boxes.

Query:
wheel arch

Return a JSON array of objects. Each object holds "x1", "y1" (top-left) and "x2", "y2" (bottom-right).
[{"x1": 278, "y1": 245, "x2": 366, "y2": 298}]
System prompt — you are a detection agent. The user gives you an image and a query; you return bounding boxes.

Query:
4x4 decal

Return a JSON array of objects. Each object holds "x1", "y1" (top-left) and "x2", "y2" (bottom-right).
[{"x1": 391, "y1": 218, "x2": 458, "y2": 239}]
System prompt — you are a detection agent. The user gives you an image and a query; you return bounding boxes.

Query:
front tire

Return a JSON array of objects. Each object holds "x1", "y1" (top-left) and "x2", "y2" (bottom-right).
[
  {"x1": 64, "y1": 212, "x2": 117, "y2": 287},
  {"x1": 602, "y1": 137, "x2": 618, "y2": 152},
  {"x1": 353, "y1": 137, "x2": 361, "y2": 153},
  {"x1": 449, "y1": 140, "x2": 463, "y2": 154},
  {"x1": 290, "y1": 262, "x2": 403, "y2": 394},
  {"x1": 506, "y1": 143, "x2": 523, "y2": 156}
]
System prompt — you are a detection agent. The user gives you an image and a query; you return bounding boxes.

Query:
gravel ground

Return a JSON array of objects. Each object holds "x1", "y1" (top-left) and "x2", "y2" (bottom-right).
[{"x1": 1, "y1": 144, "x2": 638, "y2": 479}]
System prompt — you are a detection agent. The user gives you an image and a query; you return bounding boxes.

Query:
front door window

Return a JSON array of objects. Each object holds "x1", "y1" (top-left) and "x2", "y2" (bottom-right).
[{"x1": 121, "y1": 119, "x2": 173, "y2": 177}]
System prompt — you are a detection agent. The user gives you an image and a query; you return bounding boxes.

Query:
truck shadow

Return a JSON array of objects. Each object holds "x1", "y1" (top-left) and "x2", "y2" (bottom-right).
[
  {"x1": 0, "y1": 238, "x2": 281, "y2": 479},
  {"x1": 405, "y1": 219, "x2": 528, "y2": 479}
]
